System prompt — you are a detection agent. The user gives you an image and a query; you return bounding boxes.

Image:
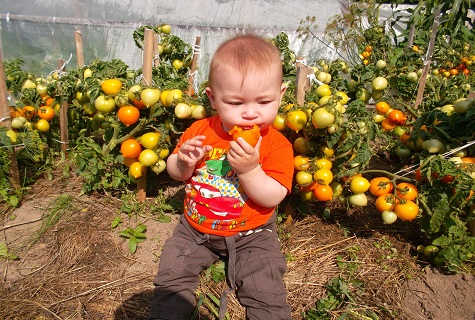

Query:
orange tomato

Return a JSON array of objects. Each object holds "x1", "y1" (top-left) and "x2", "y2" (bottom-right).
[
  {"x1": 37, "y1": 106, "x2": 55, "y2": 121},
  {"x1": 393, "y1": 200, "x2": 419, "y2": 221},
  {"x1": 375, "y1": 194, "x2": 397, "y2": 213},
  {"x1": 375, "y1": 101, "x2": 390, "y2": 115},
  {"x1": 369, "y1": 177, "x2": 394, "y2": 197},
  {"x1": 313, "y1": 184, "x2": 333, "y2": 201},
  {"x1": 381, "y1": 118, "x2": 397, "y2": 131},
  {"x1": 229, "y1": 125, "x2": 260, "y2": 147},
  {"x1": 118, "y1": 106, "x2": 140, "y2": 127},
  {"x1": 9, "y1": 106, "x2": 21, "y2": 118},
  {"x1": 388, "y1": 110, "x2": 407, "y2": 125},
  {"x1": 133, "y1": 99, "x2": 147, "y2": 110},
  {"x1": 120, "y1": 138, "x2": 143, "y2": 158},
  {"x1": 123, "y1": 157, "x2": 138, "y2": 167},
  {"x1": 396, "y1": 182, "x2": 418, "y2": 201},
  {"x1": 21, "y1": 106, "x2": 37, "y2": 120},
  {"x1": 400, "y1": 132, "x2": 411, "y2": 144}
]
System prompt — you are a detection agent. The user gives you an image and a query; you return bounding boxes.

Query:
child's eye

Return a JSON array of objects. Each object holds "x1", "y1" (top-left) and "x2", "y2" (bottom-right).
[{"x1": 259, "y1": 100, "x2": 272, "y2": 105}]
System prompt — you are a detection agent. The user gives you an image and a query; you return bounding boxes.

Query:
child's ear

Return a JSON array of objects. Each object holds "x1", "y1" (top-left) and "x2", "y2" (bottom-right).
[
  {"x1": 205, "y1": 87, "x2": 217, "y2": 110},
  {"x1": 280, "y1": 83, "x2": 287, "y2": 99}
]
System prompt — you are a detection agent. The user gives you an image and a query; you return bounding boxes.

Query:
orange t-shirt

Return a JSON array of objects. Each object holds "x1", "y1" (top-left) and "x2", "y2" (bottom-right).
[{"x1": 172, "y1": 115, "x2": 294, "y2": 236}]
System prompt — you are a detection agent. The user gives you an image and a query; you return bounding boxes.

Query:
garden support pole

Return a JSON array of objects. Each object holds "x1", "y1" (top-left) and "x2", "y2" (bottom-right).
[
  {"x1": 137, "y1": 28, "x2": 155, "y2": 201},
  {"x1": 414, "y1": 7, "x2": 441, "y2": 110},
  {"x1": 0, "y1": 33, "x2": 20, "y2": 189},
  {"x1": 57, "y1": 59, "x2": 69, "y2": 154},
  {"x1": 75, "y1": 31, "x2": 84, "y2": 68},
  {"x1": 187, "y1": 36, "x2": 201, "y2": 96},
  {"x1": 295, "y1": 56, "x2": 313, "y2": 106}
]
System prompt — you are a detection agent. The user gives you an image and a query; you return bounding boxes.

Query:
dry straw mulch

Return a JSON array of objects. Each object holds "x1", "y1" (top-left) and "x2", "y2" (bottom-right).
[{"x1": 0, "y1": 172, "x2": 422, "y2": 320}]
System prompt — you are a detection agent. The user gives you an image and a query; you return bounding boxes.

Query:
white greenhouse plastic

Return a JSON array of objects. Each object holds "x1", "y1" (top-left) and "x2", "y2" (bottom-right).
[{"x1": 0, "y1": 0, "x2": 411, "y2": 81}]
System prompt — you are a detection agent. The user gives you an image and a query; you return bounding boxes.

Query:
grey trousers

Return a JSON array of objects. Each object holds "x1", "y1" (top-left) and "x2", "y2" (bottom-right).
[{"x1": 149, "y1": 215, "x2": 291, "y2": 320}]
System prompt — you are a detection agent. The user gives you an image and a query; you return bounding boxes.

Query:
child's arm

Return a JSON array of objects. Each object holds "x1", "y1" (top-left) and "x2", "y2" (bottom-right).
[
  {"x1": 166, "y1": 135, "x2": 212, "y2": 181},
  {"x1": 227, "y1": 138, "x2": 288, "y2": 208}
]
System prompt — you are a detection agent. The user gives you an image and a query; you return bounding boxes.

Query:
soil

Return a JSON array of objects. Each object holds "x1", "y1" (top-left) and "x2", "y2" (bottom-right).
[{"x1": 1, "y1": 163, "x2": 475, "y2": 320}]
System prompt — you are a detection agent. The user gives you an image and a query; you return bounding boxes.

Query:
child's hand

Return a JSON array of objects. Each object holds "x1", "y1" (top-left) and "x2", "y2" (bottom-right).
[
  {"x1": 177, "y1": 136, "x2": 212, "y2": 168},
  {"x1": 227, "y1": 136, "x2": 262, "y2": 175}
]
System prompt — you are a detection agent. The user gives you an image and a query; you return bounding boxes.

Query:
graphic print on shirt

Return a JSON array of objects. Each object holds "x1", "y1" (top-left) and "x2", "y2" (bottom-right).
[{"x1": 184, "y1": 149, "x2": 247, "y2": 230}]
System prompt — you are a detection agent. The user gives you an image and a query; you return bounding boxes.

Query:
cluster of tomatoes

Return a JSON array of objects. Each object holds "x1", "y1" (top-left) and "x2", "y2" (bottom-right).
[
  {"x1": 359, "y1": 45, "x2": 373, "y2": 66},
  {"x1": 8, "y1": 80, "x2": 59, "y2": 134},
  {"x1": 74, "y1": 73, "x2": 209, "y2": 181},
  {"x1": 366, "y1": 177, "x2": 419, "y2": 224},
  {"x1": 436, "y1": 55, "x2": 475, "y2": 78},
  {"x1": 372, "y1": 101, "x2": 408, "y2": 132},
  {"x1": 293, "y1": 152, "x2": 338, "y2": 202}
]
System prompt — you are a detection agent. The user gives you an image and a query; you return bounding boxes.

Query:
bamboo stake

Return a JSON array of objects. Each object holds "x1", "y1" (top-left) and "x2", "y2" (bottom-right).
[
  {"x1": 187, "y1": 36, "x2": 201, "y2": 96},
  {"x1": 74, "y1": 31, "x2": 84, "y2": 68},
  {"x1": 414, "y1": 7, "x2": 441, "y2": 109},
  {"x1": 0, "y1": 32, "x2": 20, "y2": 189},
  {"x1": 57, "y1": 59, "x2": 69, "y2": 154},
  {"x1": 136, "y1": 29, "x2": 155, "y2": 201}
]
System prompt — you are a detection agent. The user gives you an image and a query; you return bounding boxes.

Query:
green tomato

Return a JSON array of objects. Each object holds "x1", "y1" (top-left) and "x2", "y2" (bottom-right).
[
  {"x1": 139, "y1": 149, "x2": 159, "y2": 167},
  {"x1": 94, "y1": 95, "x2": 116, "y2": 114},
  {"x1": 348, "y1": 193, "x2": 368, "y2": 207},
  {"x1": 381, "y1": 210, "x2": 398, "y2": 224},
  {"x1": 312, "y1": 108, "x2": 335, "y2": 129},
  {"x1": 151, "y1": 159, "x2": 167, "y2": 174},
  {"x1": 371, "y1": 77, "x2": 388, "y2": 91},
  {"x1": 406, "y1": 72, "x2": 418, "y2": 83}
]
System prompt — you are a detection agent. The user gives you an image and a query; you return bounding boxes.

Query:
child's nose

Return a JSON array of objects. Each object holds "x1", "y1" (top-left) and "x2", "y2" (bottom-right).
[{"x1": 243, "y1": 104, "x2": 258, "y2": 118}]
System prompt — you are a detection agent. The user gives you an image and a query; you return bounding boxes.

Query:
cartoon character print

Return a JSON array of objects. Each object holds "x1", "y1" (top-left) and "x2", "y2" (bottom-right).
[{"x1": 184, "y1": 152, "x2": 247, "y2": 230}]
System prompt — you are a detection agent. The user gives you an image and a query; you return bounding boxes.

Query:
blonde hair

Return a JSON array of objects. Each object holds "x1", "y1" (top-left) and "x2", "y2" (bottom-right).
[{"x1": 208, "y1": 34, "x2": 283, "y2": 88}]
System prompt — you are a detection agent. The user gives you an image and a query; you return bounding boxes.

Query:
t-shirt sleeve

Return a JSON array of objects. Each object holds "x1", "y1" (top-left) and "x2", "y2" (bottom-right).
[{"x1": 261, "y1": 134, "x2": 294, "y2": 193}]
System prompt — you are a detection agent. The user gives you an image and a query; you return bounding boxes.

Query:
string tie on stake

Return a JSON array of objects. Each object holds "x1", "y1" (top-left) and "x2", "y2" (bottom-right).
[
  {"x1": 307, "y1": 73, "x2": 323, "y2": 86},
  {"x1": 193, "y1": 44, "x2": 201, "y2": 56},
  {"x1": 0, "y1": 116, "x2": 11, "y2": 123},
  {"x1": 51, "y1": 138, "x2": 69, "y2": 145},
  {"x1": 394, "y1": 140, "x2": 475, "y2": 177}
]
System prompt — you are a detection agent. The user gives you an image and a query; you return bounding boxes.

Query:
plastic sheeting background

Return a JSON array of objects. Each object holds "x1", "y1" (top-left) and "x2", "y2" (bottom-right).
[{"x1": 0, "y1": 0, "x2": 407, "y2": 84}]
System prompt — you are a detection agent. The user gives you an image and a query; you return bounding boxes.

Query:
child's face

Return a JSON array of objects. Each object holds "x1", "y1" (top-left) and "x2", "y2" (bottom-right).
[{"x1": 206, "y1": 65, "x2": 286, "y2": 132}]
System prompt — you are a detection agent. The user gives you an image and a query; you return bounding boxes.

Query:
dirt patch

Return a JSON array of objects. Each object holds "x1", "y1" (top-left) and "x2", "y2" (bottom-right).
[{"x1": 1, "y1": 170, "x2": 474, "y2": 319}]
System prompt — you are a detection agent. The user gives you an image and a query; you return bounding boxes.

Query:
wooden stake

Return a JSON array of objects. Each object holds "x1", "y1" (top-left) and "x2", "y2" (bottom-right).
[
  {"x1": 187, "y1": 36, "x2": 201, "y2": 96},
  {"x1": 75, "y1": 31, "x2": 84, "y2": 68},
  {"x1": 136, "y1": 29, "x2": 155, "y2": 201},
  {"x1": 295, "y1": 56, "x2": 313, "y2": 106},
  {"x1": 57, "y1": 59, "x2": 69, "y2": 154},
  {"x1": 414, "y1": 7, "x2": 441, "y2": 109},
  {"x1": 0, "y1": 33, "x2": 20, "y2": 189}
]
